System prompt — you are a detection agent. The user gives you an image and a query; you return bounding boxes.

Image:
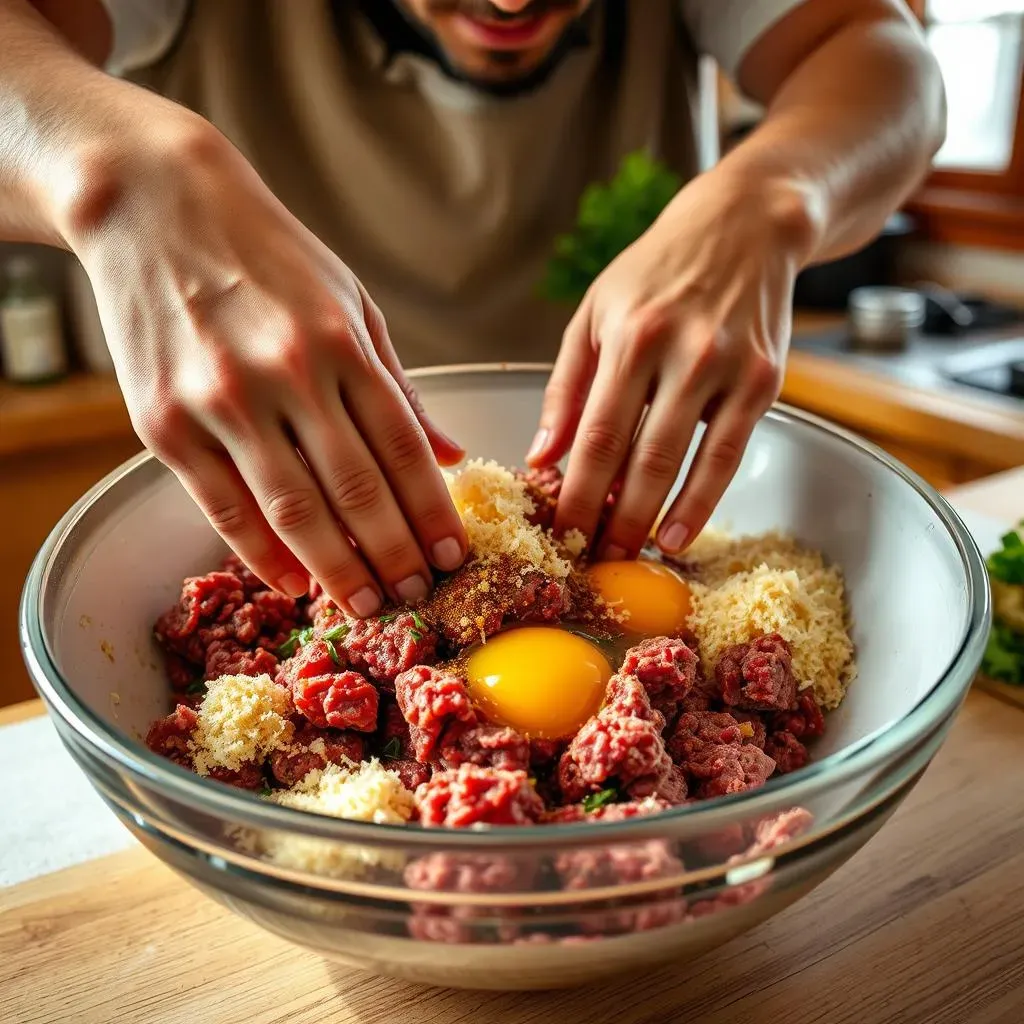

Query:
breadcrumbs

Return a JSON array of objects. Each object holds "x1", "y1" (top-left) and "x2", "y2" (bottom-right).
[
  {"x1": 685, "y1": 532, "x2": 855, "y2": 709},
  {"x1": 190, "y1": 674, "x2": 293, "y2": 775}
]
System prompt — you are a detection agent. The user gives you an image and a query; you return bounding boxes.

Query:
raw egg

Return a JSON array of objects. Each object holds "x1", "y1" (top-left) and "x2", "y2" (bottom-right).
[
  {"x1": 588, "y1": 558, "x2": 692, "y2": 637},
  {"x1": 464, "y1": 627, "x2": 612, "y2": 740}
]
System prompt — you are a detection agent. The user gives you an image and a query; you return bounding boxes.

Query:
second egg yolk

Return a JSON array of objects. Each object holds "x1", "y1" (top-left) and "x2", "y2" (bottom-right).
[
  {"x1": 464, "y1": 627, "x2": 612, "y2": 740},
  {"x1": 588, "y1": 558, "x2": 693, "y2": 638}
]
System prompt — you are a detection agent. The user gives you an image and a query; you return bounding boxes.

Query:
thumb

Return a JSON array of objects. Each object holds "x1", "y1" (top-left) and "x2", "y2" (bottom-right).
[
  {"x1": 359, "y1": 285, "x2": 465, "y2": 467},
  {"x1": 527, "y1": 297, "x2": 596, "y2": 468}
]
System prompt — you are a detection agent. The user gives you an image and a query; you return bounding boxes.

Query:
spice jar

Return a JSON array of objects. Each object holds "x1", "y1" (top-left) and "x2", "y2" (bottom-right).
[{"x1": 0, "y1": 254, "x2": 69, "y2": 384}]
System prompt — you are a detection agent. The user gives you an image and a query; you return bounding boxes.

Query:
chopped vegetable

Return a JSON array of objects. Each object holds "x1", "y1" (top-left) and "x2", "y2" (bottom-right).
[
  {"x1": 982, "y1": 524, "x2": 1024, "y2": 684},
  {"x1": 322, "y1": 623, "x2": 351, "y2": 642},
  {"x1": 410, "y1": 610, "x2": 426, "y2": 631},
  {"x1": 325, "y1": 639, "x2": 342, "y2": 667},
  {"x1": 276, "y1": 626, "x2": 314, "y2": 659},
  {"x1": 987, "y1": 526, "x2": 1024, "y2": 584},
  {"x1": 982, "y1": 623, "x2": 1024, "y2": 685},
  {"x1": 379, "y1": 613, "x2": 399, "y2": 624},
  {"x1": 582, "y1": 788, "x2": 618, "y2": 814},
  {"x1": 409, "y1": 629, "x2": 423, "y2": 642},
  {"x1": 258, "y1": 785, "x2": 273, "y2": 797},
  {"x1": 380, "y1": 737, "x2": 402, "y2": 760}
]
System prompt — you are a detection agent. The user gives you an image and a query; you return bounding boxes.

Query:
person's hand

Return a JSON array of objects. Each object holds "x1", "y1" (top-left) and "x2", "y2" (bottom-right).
[
  {"x1": 528, "y1": 169, "x2": 817, "y2": 558},
  {"x1": 66, "y1": 100, "x2": 467, "y2": 616}
]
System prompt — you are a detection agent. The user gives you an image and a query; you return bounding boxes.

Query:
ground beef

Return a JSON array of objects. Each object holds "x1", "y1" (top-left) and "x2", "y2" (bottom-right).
[
  {"x1": 339, "y1": 612, "x2": 439, "y2": 683},
  {"x1": 220, "y1": 554, "x2": 269, "y2": 594},
  {"x1": 251, "y1": 590, "x2": 301, "y2": 647},
  {"x1": 529, "y1": 737, "x2": 565, "y2": 768},
  {"x1": 203, "y1": 639, "x2": 278, "y2": 682},
  {"x1": 743, "y1": 807, "x2": 815, "y2": 856},
  {"x1": 206, "y1": 762, "x2": 265, "y2": 790},
  {"x1": 620, "y1": 636, "x2": 699, "y2": 707},
  {"x1": 415, "y1": 764, "x2": 545, "y2": 827},
  {"x1": 145, "y1": 704, "x2": 197, "y2": 766},
  {"x1": 731, "y1": 710, "x2": 768, "y2": 749},
  {"x1": 716, "y1": 633, "x2": 798, "y2": 712},
  {"x1": 555, "y1": 833, "x2": 686, "y2": 934},
  {"x1": 377, "y1": 696, "x2": 415, "y2": 758},
  {"x1": 164, "y1": 651, "x2": 196, "y2": 692},
  {"x1": 603, "y1": 674, "x2": 665, "y2": 728},
  {"x1": 517, "y1": 466, "x2": 563, "y2": 529},
  {"x1": 558, "y1": 707, "x2": 672, "y2": 803},
  {"x1": 389, "y1": 758, "x2": 434, "y2": 791},
  {"x1": 423, "y1": 553, "x2": 568, "y2": 646},
  {"x1": 654, "y1": 764, "x2": 689, "y2": 805},
  {"x1": 666, "y1": 710, "x2": 745, "y2": 764},
  {"x1": 291, "y1": 670, "x2": 379, "y2": 732},
  {"x1": 269, "y1": 723, "x2": 365, "y2": 787},
  {"x1": 667, "y1": 709, "x2": 776, "y2": 799},
  {"x1": 440, "y1": 722, "x2": 531, "y2": 773},
  {"x1": 394, "y1": 666, "x2": 477, "y2": 762},
  {"x1": 764, "y1": 730, "x2": 809, "y2": 774},
  {"x1": 771, "y1": 691, "x2": 826, "y2": 739},
  {"x1": 689, "y1": 743, "x2": 777, "y2": 799},
  {"x1": 155, "y1": 571, "x2": 245, "y2": 644},
  {"x1": 543, "y1": 797, "x2": 673, "y2": 825}
]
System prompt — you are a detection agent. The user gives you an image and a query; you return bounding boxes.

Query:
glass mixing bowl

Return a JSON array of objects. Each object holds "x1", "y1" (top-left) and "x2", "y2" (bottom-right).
[{"x1": 20, "y1": 366, "x2": 990, "y2": 990}]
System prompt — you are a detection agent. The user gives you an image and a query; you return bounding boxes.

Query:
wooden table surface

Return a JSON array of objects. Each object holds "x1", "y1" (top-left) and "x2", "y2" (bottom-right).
[{"x1": 2, "y1": 691, "x2": 1024, "y2": 1023}]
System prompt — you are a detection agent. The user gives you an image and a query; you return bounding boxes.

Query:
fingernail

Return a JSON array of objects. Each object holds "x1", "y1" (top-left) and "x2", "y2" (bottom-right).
[
  {"x1": 603, "y1": 545, "x2": 627, "y2": 562},
  {"x1": 349, "y1": 586, "x2": 381, "y2": 618},
  {"x1": 431, "y1": 537, "x2": 464, "y2": 572},
  {"x1": 659, "y1": 523, "x2": 688, "y2": 554},
  {"x1": 527, "y1": 428, "x2": 550, "y2": 462},
  {"x1": 277, "y1": 573, "x2": 308, "y2": 598},
  {"x1": 395, "y1": 574, "x2": 430, "y2": 604}
]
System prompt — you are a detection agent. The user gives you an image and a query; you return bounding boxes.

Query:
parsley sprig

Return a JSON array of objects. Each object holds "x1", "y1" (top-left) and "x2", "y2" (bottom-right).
[
  {"x1": 582, "y1": 788, "x2": 618, "y2": 814},
  {"x1": 982, "y1": 524, "x2": 1024, "y2": 685}
]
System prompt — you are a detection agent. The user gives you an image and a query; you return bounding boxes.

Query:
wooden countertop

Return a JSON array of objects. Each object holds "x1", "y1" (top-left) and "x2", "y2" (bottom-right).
[
  {"x1": 2, "y1": 686, "x2": 1023, "y2": 1024},
  {"x1": 3, "y1": 313, "x2": 1024, "y2": 468}
]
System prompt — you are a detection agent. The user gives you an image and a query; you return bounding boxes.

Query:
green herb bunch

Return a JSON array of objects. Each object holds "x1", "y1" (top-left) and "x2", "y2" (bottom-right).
[
  {"x1": 541, "y1": 150, "x2": 682, "y2": 305},
  {"x1": 983, "y1": 525, "x2": 1024, "y2": 685}
]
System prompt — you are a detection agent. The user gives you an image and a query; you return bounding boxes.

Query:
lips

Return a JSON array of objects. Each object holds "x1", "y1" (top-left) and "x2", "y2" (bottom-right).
[{"x1": 451, "y1": 11, "x2": 555, "y2": 50}]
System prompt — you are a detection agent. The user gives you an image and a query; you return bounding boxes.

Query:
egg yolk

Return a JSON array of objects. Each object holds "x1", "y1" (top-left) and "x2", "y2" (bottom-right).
[
  {"x1": 464, "y1": 627, "x2": 612, "y2": 740},
  {"x1": 588, "y1": 558, "x2": 692, "y2": 637}
]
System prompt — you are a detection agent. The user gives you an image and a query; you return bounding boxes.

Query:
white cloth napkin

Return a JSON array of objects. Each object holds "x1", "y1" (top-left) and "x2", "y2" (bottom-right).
[{"x1": 0, "y1": 716, "x2": 135, "y2": 889}]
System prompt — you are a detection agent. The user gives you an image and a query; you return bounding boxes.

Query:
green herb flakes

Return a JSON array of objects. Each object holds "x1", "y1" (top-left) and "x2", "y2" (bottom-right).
[
  {"x1": 409, "y1": 629, "x2": 423, "y2": 642},
  {"x1": 381, "y1": 737, "x2": 402, "y2": 760},
  {"x1": 582, "y1": 788, "x2": 617, "y2": 814},
  {"x1": 276, "y1": 626, "x2": 314, "y2": 659},
  {"x1": 322, "y1": 623, "x2": 350, "y2": 642},
  {"x1": 325, "y1": 638, "x2": 342, "y2": 667},
  {"x1": 410, "y1": 610, "x2": 426, "y2": 631}
]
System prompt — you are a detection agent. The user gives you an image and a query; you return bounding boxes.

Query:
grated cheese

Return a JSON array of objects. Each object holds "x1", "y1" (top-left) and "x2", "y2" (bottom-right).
[
  {"x1": 446, "y1": 459, "x2": 574, "y2": 579},
  {"x1": 190, "y1": 674, "x2": 293, "y2": 776},
  {"x1": 685, "y1": 533, "x2": 856, "y2": 709}
]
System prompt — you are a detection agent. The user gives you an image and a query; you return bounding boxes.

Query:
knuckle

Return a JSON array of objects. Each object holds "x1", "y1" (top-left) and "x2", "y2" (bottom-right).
[
  {"x1": 379, "y1": 418, "x2": 428, "y2": 473},
  {"x1": 131, "y1": 400, "x2": 189, "y2": 460},
  {"x1": 747, "y1": 355, "x2": 783, "y2": 404},
  {"x1": 706, "y1": 434, "x2": 745, "y2": 472},
  {"x1": 317, "y1": 556, "x2": 368, "y2": 594},
  {"x1": 202, "y1": 496, "x2": 251, "y2": 537},
  {"x1": 690, "y1": 337, "x2": 724, "y2": 381},
  {"x1": 579, "y1": 423, "x2": 628, "y2": 466},
  {"x1": 632, "y1": 440, "x2": 681, "y2": 482},
  {"x1": 328, "y1": 464, "x2": 383, "y2": 516},
  {"x1": 622, "y1": 303, "x2": 671, "y2": 354},
  {"x1": 368, "y1": 537, "x2": 420, "y2": 575},
  {"x1": 264, "y1": 486, "x2": 321, "y2": 532}
]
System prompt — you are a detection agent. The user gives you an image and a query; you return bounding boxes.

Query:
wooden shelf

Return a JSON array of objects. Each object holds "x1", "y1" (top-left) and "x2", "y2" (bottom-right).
[{"x1": 0, "y1": 373, "x2": 132, "y2": 457}]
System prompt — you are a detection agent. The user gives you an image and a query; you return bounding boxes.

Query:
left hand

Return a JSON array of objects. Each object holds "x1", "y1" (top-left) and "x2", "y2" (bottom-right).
[{"x1": 528, "y1": 169, "x2": 817, "y2": 559}]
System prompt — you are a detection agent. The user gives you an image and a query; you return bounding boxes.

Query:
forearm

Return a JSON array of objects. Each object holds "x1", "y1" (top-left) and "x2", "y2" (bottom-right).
[
  {"x1": 0, "y1": 0, "x2": 135, "y2": 246},
  {"x1": 711, "y1": 13, "x2": 946, "y2": 267}
]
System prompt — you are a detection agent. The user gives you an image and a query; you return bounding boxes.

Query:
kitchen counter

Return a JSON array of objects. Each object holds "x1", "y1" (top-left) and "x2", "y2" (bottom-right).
[{"x1": 2, "y1": 471, "x2": 1022, "y2": 1024}]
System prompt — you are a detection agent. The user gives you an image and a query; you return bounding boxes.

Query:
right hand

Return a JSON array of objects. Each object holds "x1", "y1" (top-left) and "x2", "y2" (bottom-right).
[{"x1": 64, "y1": 102, "x2": 467, "y2": 617}]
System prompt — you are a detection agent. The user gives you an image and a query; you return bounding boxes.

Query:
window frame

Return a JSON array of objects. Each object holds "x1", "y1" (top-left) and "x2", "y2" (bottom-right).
[{"x1": 905, "y1": 0, "x2": 1024, "y2": 251}]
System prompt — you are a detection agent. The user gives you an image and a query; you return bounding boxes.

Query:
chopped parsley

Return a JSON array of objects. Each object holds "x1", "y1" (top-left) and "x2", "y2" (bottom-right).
[
  {"x1": 410, "y1": 610, "x2": 426, "y2": 631},
  {"x1": 380, "y1": 737, "x2": 402, "y2": 760},
  {"x1": 409, "y1": 629, "x2": 423, "y2": 642},
  {"x1": 325, "y1": 638, "x2": 342, "y2": 667},
  {"x1": 582, "y1": 788, "x2": 618, "y2": 814},
  {"x1": 988, "y1": 526, "x2": 1024, "y2": 585},
  {"x1": 276, "y1": 626, "x2": 314, "y2": 659},
  {"x1": 982, "y1": 524, "x2": 1024, "y2": 685},
  {"x1": 185, "y1": 678, "x2": 206, "y2": 696},
  {"x1": 322, "y1": 623, "x2": 350, "y2": 642},
  {"x1": 258, "y1": 785, "x2": 273, "y2": 797},
  {"x1": 379, "y1": 613, "x2": 399, "y2": 624}
]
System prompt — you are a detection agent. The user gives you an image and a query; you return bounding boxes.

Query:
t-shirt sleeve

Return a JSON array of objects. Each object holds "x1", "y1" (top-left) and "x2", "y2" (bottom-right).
[
  {"x1": 679, "y1": 0, "x2": 810, "y2": 80},
  {"x1": 97, "y1": 0, "x2": 189, "y2": 74}
]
